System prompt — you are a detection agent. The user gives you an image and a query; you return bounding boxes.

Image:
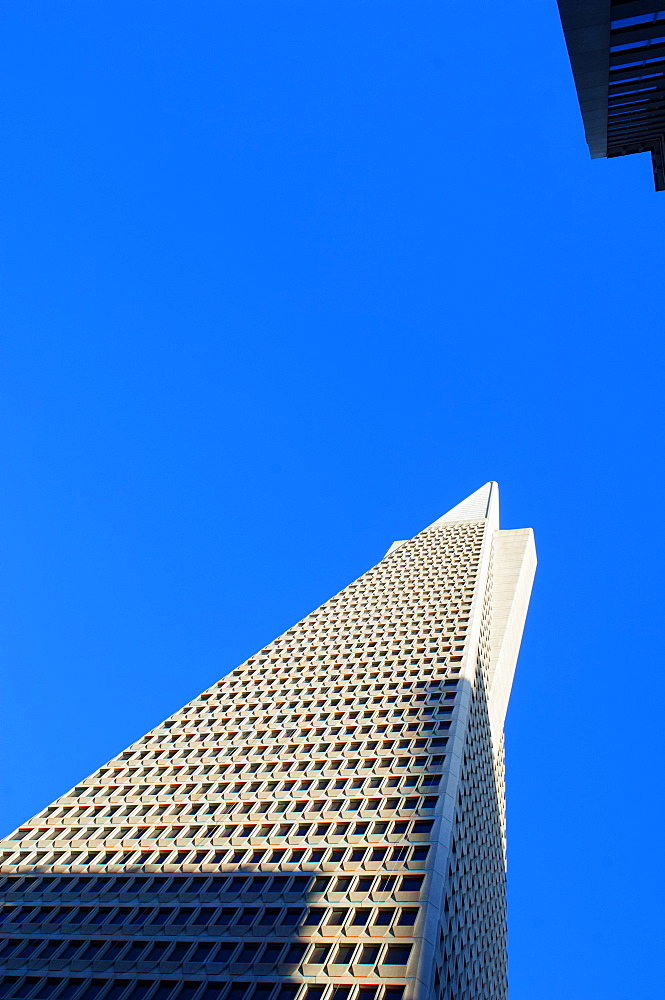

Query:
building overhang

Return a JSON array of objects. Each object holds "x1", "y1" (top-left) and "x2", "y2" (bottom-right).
[{"x1": 557, "y1": 0, "x2": 665, "y2": 190}]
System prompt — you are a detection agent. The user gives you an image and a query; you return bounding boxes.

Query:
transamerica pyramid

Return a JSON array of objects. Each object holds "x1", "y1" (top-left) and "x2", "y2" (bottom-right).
[{"x1": 0, "y1": 483, "x2": 536, "y2": 1000}]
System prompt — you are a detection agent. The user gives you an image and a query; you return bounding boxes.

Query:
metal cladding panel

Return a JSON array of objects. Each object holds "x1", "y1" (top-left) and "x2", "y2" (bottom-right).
[
  {"x1": 557, "y1": 0, "x2": 610, "y2": 157},
  {"x1": 557, "y1": 0, "x2": 665, "y2": 188}
]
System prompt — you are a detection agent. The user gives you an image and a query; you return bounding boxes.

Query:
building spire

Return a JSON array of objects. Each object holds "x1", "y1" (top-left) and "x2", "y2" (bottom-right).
[{"x1": 429, "y1": 481, "x2": 498, "y2": 527}]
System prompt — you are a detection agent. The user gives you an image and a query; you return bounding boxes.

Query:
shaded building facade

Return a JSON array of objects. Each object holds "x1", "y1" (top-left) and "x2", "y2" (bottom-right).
[
  {"x1": 557, "y1": 0, "x2": 665, "y2": 189},
  {"x1": 0, "y1": 483, "x2": 536, "y2": 1000}
]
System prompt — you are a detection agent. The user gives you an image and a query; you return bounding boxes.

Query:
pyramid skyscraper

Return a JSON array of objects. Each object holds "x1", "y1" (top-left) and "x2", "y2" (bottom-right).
[{"x1": 0, "y1": 483, "x2": 536, "y2": 1000}]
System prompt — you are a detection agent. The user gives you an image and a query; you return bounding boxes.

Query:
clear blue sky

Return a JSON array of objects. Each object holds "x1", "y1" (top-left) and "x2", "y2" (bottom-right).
[{"x1": 0, "y1": 2, "x2": 663, "y2": 997}]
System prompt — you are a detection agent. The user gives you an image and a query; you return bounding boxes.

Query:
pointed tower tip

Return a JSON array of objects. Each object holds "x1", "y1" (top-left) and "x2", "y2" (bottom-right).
[{"x1": 429, "y1": 482, "x2": 499, "y2": 528}]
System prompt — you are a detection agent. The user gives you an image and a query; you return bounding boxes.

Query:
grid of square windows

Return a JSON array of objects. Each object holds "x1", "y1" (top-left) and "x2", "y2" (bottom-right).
[{"x1": 0, "y1": 507, "x2": 533, "y2": 1000}]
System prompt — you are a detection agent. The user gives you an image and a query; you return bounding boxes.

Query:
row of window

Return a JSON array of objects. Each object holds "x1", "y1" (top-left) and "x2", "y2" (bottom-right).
[
  {"x1": 131, "y1": 729, "x2": 450, "y2": 754},
  {"x1": 0, "y1": 884, "x2": 425, "y2": 930},
  {"x1": 190, "y1": 698, "x2": 457, "y2": 726},
  {"x1": 204, "y1": 679, "x2": 460, "y2": 711},
  {"x1": 265, "y1": 623, "x2": 468, "y2": 642},
  {"x1": 77, "y1": 762, "x2": 448, "y2": 798},
  {"x1": 2, "y1": 833, "x2": 433, "y2": 870},
  {"x1": 247, "y1": 613, "x2": 469, "y2": 632},
  {"x1": 182, "y1": 667, "x2": 464, "y2": 706},
  {"x1": 192, "y1": 666, "x2": 460, "y2": 700},
  {"x1": 0, "y1": 905, "x2": 418, "y2": 942},
  {"x1": 221, "y1": 792, "x2": 438, "y2": 810},
  {"x1": 141, "y1": 740, "x2": 450, "y2": 764},
  {"x1": 116, "y1": 734, "x2": 452, "y2": 764},
  {"x1": 87, "y1": 745, "x2": 447, "y2": 778},
  {"x1": 213, "y1": 685, "x2": 458, "y2": 707},
  {"x1": 215, "y1": 774, "x2": 441, "y2": 794},
  {"x1": 0, "y1": 935, "x2": 414, "y2": 968},
  {"x1": 152, "y1": 727, "x2": 453, "y2": 753},
  {"x1": 0, "y1": 844, "x2": 430, "y2": 884},
  {"x1": 248, "y1": 634, "x2": 469, "y2": 654},
  {"x1": 0, "y1": 975, "x2": 406, "y2": 1000},
  {"x1": 1, "y1": 857, "x2": 429, "y2": 897},
  {"x1": 192, "y1": 649, "x2": 466, "y2": 674},
  {"x1": 32, "y1": 821, "x2": 435, "y2": 847},
  {"x1": 186, "y1": 728, "x2": 452, "y2": 749},
  {"x1": 224, "y1": 659, "x2": 462, "y2": 677},
  {"x1": 41, "y1": 795, "x2": 439, "y2": 833},
  {"x1": 215, "y1": 684, "x2": 458, "y2": 709},
  {"x1": 72, "y1": 753, "x2": 448, "y2": 793},
  {"x1": 57, "y1": 774, "x2": 443, "y2": 820},
  {"x1": 64, "y1": 753, "x2": 448, "y2": 808},
  {"x1": 258, "y1": 619, "x2": 468, "y2": 641},
  {"x1": 124, "y1": 731, "x2": 452, "y2": 759}
]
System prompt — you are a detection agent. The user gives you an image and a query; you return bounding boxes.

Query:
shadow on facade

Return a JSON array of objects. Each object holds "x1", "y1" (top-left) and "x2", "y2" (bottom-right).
[
  {"x1": 0, "y1": 864, "x2": 338, "y2": 1000},
  {"x1": 0, "y1": 693, "x2": 450, "y2": 1000},
  {"x1": 0, "y1": 851, "x2": 418, "y2": 1000}
]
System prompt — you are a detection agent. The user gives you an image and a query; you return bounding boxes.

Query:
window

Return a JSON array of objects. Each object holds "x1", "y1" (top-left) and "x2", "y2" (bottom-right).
[
  {"x1": 213, "y1": 942, "x2": 237, "y2": 963},
  {"x1": 226, "y1": 986, "x2": 249, "y2": 1000},
  {"x1": 189, "y1": 942, "x2": 214, "y2": 962},
  {"x1": 400, "y1": 875, "x2": 424, "y2": 892},
  {"x1": 308, "y1": 944, "x2": 331, "y2": 964},
  {"x1": 282, "y1": 908, "x2": 304, "y2": 927},
  {"x1": 212, "y1": 908, "x2": 237, "y2": 927},
  {"x1": 283, "y1": 942, "x2": 307, "y2": 963},
  {"x1": 412, "y1": 821, "x2": 433, "y2": 834},
  {"x1": 257, "y1": 907, "x2": 280, "y2": 927},
  {"x1": 274, "y1": 984, "x2": 300, "y2": 1000},
  {"x1": 262, "y1": 942, "x2": 284, "y2": 965},
  {"x1": 383, "y1": 944, "x2": 413, "y2": 965},
  {"x1": 332, "y1": 944, "x2": 356, "y2": 964}
]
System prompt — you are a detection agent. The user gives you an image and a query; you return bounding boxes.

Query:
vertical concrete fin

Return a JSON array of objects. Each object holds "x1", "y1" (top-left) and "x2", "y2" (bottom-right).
[
  {"x1": 487, "y1": 528, "x2": 537, "y2": 748},
  {"x1": 428, "y1": 482, "x2": 498, "y2": 529}
]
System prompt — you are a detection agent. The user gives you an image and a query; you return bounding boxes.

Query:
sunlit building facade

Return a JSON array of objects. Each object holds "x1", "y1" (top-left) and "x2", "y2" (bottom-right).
[{"x1": 0, "y1": 482, "x2": 535, "y2": 1000}]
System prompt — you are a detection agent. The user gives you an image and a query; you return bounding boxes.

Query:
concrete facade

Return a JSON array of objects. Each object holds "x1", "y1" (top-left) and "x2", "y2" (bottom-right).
[{"x1": 0, "y1": 483, "x2": 536, "y2": 1000}]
